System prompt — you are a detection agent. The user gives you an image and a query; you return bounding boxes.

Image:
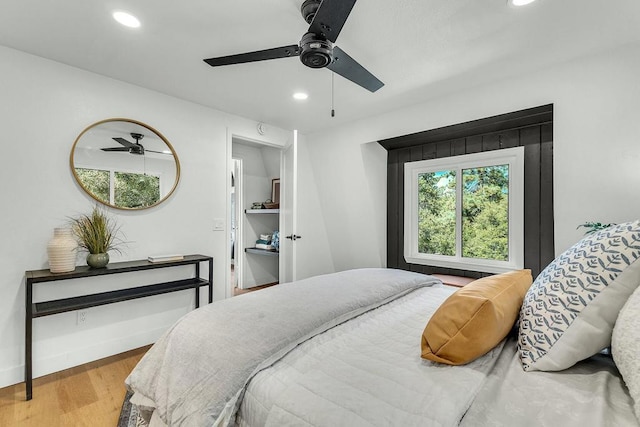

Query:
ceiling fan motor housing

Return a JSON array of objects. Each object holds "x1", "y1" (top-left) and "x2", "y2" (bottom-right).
[
  {"x1": 129, "y1": 146, "x2": 144, "y2": 155},
  {"x1": 130, "y1": 133, "x2": 145, "y2": 154},
  {"x1": 300, "y1": 32, "x2": 333, "y2": 68},
  {"x1": 300, "y1": 0, "x2": 321, "y2": 24}
]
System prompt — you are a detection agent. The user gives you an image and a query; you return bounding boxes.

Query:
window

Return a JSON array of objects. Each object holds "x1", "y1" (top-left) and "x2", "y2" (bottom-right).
[
  {"x1": 75, "y1": 167, "x2": 161, "y2": 208},
  {"x1": 404, "y1": 147, "x2": 524, "y2": 273}
]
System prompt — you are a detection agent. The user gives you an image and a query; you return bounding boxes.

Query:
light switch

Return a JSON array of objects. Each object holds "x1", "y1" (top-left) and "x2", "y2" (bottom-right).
[{"x1": 213, "y1": 218, "x2": 225, "y2": 231}]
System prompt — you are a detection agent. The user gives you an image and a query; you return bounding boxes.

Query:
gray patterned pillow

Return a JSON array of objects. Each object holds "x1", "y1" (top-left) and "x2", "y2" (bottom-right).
[
  {"x1": 612, "y1": 285, "x2": 640, "y2": 421},
  {"x1": 518, "y1": 220, "x2": 640, "y2": 371}
]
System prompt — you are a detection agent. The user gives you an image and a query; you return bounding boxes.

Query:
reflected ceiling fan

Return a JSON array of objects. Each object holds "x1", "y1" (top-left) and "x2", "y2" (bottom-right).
[
  {"x1": 203, "y1": 0, "x2": 384, "y2": 92},
  {"x1": 101, "y1": 133, "x2": 168, "y2": 155}
]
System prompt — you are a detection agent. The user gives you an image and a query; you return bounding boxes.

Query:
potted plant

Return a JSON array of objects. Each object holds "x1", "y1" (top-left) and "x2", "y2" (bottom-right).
[
  {"x1": 70, "y1": 205, "x2": 124, "y2": 268},
  {"x1": 577, "y1": 221, "x2": 615, "y2": 235}
]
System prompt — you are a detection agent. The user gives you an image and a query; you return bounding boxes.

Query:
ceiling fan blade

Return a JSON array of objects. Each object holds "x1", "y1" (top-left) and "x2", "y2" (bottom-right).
[
  {"x1": 327, "y1": 46, "x2": 384, "y2": 92},
  {"x1": 145, "y1": 149, "x2": 172, "y2": 155},
  {"x1": 101, "y1": 147, "x2": 129, "y2": 152},
  {"x1": 204, "y1": 45, "x2": 301, "y2": 67},
  {"x1": 112, "y1": 137, "x2": 136, "y2": 148},
  {"x1": 308, "y1": 0, "x2": 357, "y2": 43}
]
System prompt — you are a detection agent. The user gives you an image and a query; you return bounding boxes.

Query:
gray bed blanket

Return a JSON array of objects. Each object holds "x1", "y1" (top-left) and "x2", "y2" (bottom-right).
[{"x1": 125, "y1": 268, "x2": 440, "y2": 426}]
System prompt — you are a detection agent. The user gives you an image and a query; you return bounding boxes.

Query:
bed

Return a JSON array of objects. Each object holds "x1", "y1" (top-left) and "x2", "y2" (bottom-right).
[{"x1": 126, "y1": 223, "x2": 640, "y2": 427}]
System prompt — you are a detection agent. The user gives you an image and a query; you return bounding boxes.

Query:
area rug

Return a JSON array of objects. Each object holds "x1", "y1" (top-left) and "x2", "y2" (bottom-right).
[{"x1": 118, "y1": 390, "x2": 148, "y2": 427}]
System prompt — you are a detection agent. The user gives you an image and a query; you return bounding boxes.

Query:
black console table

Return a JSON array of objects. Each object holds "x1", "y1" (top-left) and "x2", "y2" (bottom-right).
[{"x1": 24, "y1": 254, "x2": 213, "y2": 400}]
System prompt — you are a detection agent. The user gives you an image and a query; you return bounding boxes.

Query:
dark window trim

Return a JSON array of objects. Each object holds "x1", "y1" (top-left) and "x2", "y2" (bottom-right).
[{"x1": 379, "y1": 104, "x2": 554, "y2": 279}]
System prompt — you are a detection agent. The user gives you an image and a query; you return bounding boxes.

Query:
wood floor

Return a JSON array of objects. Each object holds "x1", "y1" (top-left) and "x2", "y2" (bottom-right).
[
  {"x1": 234, "y1": 282, "x2": 278, "y2": 296},
  {"x1": 231, "y1": 264, "x2": 278, "y2": 296},
  {"x1": 0, "y1": 345, "x2": 149, "y2": 426}
]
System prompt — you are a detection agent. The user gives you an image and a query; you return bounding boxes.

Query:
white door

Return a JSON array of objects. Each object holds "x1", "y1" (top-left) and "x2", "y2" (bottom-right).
[
  {"x1": 233, "y1": 159, "x2": 244, "y2": 289},
  {"x1": 279, "y1": 131, "x2": 297, "y2": 283}
]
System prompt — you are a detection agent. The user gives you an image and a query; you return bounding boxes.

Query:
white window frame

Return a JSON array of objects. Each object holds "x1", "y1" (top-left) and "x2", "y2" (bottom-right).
[{"x1": 404, "y1": 147, "x2": 525, "y2": 274}]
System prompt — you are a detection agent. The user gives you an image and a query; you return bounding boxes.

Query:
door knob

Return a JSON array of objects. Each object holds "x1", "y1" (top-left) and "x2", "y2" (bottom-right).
[{"x1": 285, "y1": 235, "x2": 302, "y2": 241}]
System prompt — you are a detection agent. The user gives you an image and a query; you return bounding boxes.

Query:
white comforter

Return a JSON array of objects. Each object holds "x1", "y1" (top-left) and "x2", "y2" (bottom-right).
[
  {"x1": 236, "y1": 284, "x2": 506, "y2": 427},
  {"x1": 126, "y1": 268, "x2": 442, "y2": 426}
]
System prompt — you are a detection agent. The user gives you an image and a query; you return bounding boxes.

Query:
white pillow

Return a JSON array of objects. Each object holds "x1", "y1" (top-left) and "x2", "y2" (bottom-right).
[
  {"x1": 612, "y1": 285, "x2": 640, "y2": 421},
  {"x1": 518, "y1": 220, "x2": 640, "y2": 371}
]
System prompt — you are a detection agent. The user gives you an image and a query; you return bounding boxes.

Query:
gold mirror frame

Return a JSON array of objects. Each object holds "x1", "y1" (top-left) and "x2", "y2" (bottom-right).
[{"x1": 70, "y1": 118, "x2": 181, "y2": 210}]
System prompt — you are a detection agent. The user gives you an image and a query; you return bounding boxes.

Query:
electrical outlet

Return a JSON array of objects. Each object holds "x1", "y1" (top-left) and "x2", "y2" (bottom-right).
[{"x1": 77, "y1": 310, "x2": 87, "y2": 325}]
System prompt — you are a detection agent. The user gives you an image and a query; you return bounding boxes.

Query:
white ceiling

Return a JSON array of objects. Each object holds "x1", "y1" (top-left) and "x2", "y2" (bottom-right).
[{"x1": 1, "y1": 0, "x2": 639, "y2": 134}]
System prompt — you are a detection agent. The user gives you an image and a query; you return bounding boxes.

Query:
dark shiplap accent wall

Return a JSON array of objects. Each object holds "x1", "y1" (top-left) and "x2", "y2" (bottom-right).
[{"x1": 379, "y1": 104, "x2": 554, "y2": 279}]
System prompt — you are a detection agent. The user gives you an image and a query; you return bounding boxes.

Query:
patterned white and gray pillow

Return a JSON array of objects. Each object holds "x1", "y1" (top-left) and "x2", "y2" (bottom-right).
[
  {"x1": 518, "y1": 220, "x2": 640, "y2": 371},
  {"x1": 612, "y1": 285, "x2": 640, "y2": 422}
]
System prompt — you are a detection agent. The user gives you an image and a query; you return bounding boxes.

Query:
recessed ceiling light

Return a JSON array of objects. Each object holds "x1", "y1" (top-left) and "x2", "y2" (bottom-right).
[
  {"x1": 113, "y1": 11, "x2": 141, "y2": 28},
  {"x1": 293, "y1": 92, "x2": 308, "y2": 100},
  {"x1": 509, "y1": 0, "x2": 537, "y2": 6}
]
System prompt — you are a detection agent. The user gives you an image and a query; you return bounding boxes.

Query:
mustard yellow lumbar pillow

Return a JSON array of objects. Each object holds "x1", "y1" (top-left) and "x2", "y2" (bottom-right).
[{"x1": 421, "y1": 269, "x2": 533, "y2": 365}]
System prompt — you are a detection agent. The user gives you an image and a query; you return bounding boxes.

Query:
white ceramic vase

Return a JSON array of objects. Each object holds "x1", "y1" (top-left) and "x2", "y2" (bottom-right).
[{"x1": 47, "y1": 228, "x2": 77, "y2": 273}]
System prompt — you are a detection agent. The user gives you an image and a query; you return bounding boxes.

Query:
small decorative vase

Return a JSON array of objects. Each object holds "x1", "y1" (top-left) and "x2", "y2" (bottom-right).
[
  {"x1": 47, "y1": 228, "x2": 77, "y2": 273},
  {"x1": 87, "y1": 253, "x2": 109, "y2": 268}
]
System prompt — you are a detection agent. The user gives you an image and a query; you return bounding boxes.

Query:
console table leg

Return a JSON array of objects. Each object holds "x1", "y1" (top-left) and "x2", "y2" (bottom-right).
[
  {"x1": 208, "y1": 259, "x2": 213, "y2": 304},
  {"x1": 25, "y1": 280, "x2": 33, "y2": 401},
  {"x1": 195, "y1": 263, "x2": 200, "y2": 308}
]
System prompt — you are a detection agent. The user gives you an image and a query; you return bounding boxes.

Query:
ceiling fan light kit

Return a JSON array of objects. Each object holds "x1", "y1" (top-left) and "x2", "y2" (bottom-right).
[
  {"x1": 300, "y1": 32, "x2": 333, "y2": 68},
  {"x1": 203, "y1": 0, "x2": 383, "y2": 93}
]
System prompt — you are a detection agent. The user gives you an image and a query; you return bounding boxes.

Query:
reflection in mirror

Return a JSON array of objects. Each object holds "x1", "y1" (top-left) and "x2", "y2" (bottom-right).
[{"x1": 70, "y1": 118, "x2": 180, "y2": 210}]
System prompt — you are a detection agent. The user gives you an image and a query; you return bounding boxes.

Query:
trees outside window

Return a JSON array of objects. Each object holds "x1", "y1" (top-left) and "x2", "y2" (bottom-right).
[
  {"x1": 114, "y1": 172, "x2": 160, "y2": 208},
  {"x1": 75, "y1": 168, "x2": 110, "y2": 204}
]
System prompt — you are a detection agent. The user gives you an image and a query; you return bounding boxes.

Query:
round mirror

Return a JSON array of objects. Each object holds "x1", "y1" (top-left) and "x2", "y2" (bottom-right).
[{"x1": 70, "y1": 118, "x2": 180, "y2": 210}]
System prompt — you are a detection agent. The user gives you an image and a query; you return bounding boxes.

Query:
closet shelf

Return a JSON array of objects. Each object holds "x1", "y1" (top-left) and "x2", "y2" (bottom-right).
[
  {"x1": 245, "y1": 247, "x2": 279, "y2": 257},
  {"x1": 245, "y1": 209, "x2": 280, "y2": 214}
]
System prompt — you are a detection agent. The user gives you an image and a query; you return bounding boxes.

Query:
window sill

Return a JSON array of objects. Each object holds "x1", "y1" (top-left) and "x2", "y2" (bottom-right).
[
  {"x1": 431, "y1": 274, "x2": 476, "y2": 288},
  {"x1": 404, "y1": 254, "x2": 522, "y2": 274}
]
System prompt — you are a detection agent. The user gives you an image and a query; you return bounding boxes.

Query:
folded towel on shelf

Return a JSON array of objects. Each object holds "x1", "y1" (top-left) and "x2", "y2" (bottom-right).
[
  {"x1": 260, "y1": 234, "x2": 272, "y2": 241},
  {"x1": 255, "y1": 243, "x2": 274, "y2": 250},
  {"x1": 256, "y1": 239, "x2": 271, "y2": 245}
]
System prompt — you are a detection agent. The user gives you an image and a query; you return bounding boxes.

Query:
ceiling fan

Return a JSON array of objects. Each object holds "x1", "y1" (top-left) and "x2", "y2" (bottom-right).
[
  {"x1": 203, "y1": 0, "x2": 384, "y2": 92},
  {"x1": 101, "y1": 133, "x2": 168, "y2": 155}
]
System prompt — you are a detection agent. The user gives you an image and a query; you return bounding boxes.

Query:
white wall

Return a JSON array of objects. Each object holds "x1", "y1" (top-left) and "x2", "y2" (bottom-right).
[
  {"x1": 0, "y1": 46, "x2": 290, "y2": 388},
  {"x1": 302, "y1": 45, "x2": 640, "y2": 272}
]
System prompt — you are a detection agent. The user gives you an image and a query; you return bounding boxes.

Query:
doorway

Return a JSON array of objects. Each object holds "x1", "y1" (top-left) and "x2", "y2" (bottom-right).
[{"x1": 230, "y1": 138, "x2": 282, "y2": 294}]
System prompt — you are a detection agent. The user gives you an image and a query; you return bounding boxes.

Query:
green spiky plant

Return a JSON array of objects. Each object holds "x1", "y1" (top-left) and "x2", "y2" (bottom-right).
[
  {"x1": 576, "y1": 221, "x2": 615, "y2": 235},
  {"x1": 70, "y1": 205, "x2": 124, "y2": 254}
]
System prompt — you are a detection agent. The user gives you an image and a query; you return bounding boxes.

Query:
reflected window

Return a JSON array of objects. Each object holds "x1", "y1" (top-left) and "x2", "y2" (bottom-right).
[{"x1": 75, "y1": 167, "x2": 161, "y2": 208}]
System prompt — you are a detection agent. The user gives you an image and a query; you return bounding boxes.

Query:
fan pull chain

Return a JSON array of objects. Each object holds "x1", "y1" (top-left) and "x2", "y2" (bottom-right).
[{"x1": 331, "y1": 72, "x2": 335, "y2": 118}]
